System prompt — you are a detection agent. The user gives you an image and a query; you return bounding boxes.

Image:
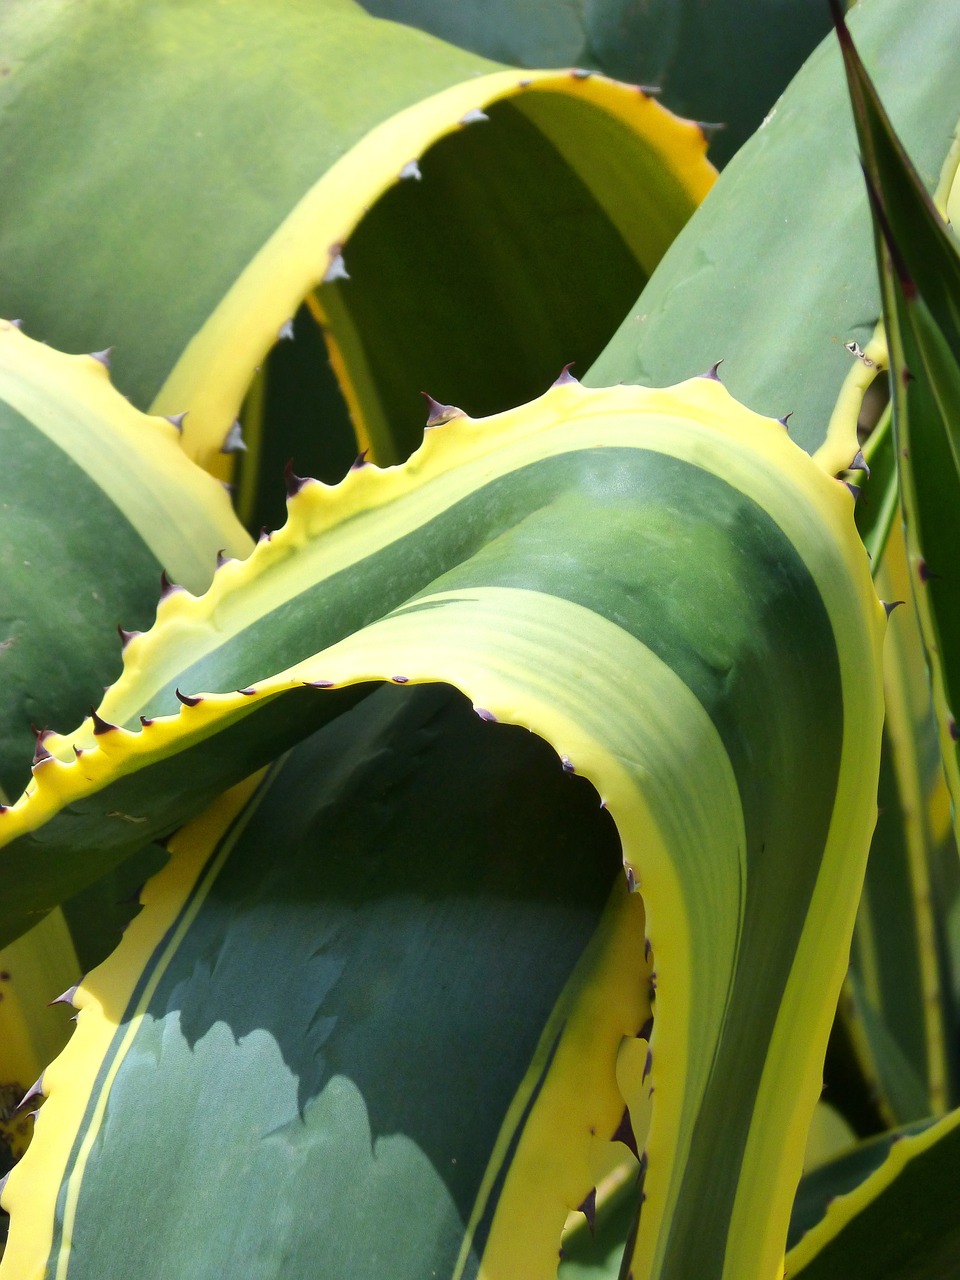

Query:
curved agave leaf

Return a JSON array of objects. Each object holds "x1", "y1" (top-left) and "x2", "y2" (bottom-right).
[
  {"x1": 0, "y1": 375, "x2": 883, "y2": 1277},
  {"x1": 589, "y1": 0, "x2": 960, "y2": 467},
  {"x1": 0, "y1": 0, "x2": 714, "y2": 509},
  {"x1": 360, "y1": 0, "x2": 832, "y2": 168},
  {"x1": 787, "y1": 1107, "x2": 960, "y2": 1278},
  {"x1": 0, "y1": 691, "x2": 653, "y2": 1279},
  {"x1": 0, "y1": 320, "x2": 250, "y2": 800}
]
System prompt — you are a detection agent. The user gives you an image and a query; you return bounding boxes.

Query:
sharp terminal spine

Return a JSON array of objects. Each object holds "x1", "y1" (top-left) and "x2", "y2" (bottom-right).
[
  {"x1": 324, "y1": 251, "x2": 349, "y2": 284},
  {"x1": 91, "y1": 708, "x2": 117, "y2": 735},
  {"x1": 849, "y1": 449, "x2": 870, "y2": 478},
  {"x1": 612, "y1": 1107, "x2": 640, "y2": 1160},
  {"x1": 698, "y1": 121, "x2": 726, "y2": 142},
  {"x1": 17, "y1": 1076, "x2": 44, "y2": 1112},
  {"x1": 31, "y1": 730, "x2": 52, "y2": 766},
  {"x1": 220, "y1": 420, "x2": 247, "y2": 454},
  {"x1": 578, "y1": 1187, "x2": 597, "y2": 1234},
  {"x1": 284, "y1": 461, "x2": 307, "y2": 498},
  {"x1": 421, "y1": 392, "x2": 465, "y2": 427}
]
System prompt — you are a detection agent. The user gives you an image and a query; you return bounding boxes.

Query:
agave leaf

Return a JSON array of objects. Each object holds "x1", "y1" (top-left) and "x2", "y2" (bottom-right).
[
  {"x1": 0, "y1": 374, "x2": 883, "y2": 1277},
  {"x1": 787, "y1": 1116, "x2": 935, "y2": 1253},
  {"x1": 589, "y1": 0, "x2": 960, "y2": 469},
  {"x1": 856, "y1": 526, "x2": 960, "y2": 1115},
  {"x1": 834, "y1": 1, "x2": 960, "y2": 850},
  {"x1": 359, "y1": 0, "x2": 832, "y2": 168},
  {"x1": 1, "y1": 688, "x2": 653, "y2": 1278},
  {"x1": 787, "y1": 1107, "x2": 960, "y2": 1278},
  {"x1": 0, "y1": 321, "x2": 250, "y2": 800},
  {"x1": 832, "y1": 521, "x2": 960, "y2": 1133},
  {"x1": 0, "y1": 0, "x2": 714, "y2": 520},
  {"x1": 0, "y1": 910, "x2": 79, "y2": 1174}
]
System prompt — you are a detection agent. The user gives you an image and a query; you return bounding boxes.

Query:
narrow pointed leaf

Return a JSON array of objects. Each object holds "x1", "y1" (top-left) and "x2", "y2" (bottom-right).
[
  {"x1": 836, "y1": 3, "x2": 960, "y2": 849},
  {"x1": 787, "y1": 1107, "x2": 960, "y2": 1278}
]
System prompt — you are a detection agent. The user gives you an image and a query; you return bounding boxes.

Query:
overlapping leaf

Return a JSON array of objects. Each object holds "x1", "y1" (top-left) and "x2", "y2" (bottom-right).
[
  {"x1": 834, "y1": 0, "x2": 960, "y2": 849},
  {"x1": 589, "y1": 0, "x2": 960, "y2": 470},
  {"x1": 358, "y1": 0, "x2": 832, "y2": 167},
  {"x1": 0, "y1": 0, "x2": 714, "y2": 536},
  {"x1": 0, "y1": 321, "x2": 250, "y2": 800},
  {"x1": 0, "y1": 373, "x2": 883, "y2": 1278},
  {"x1": 787, "y1": 1108, "x2": 960, "y2": 1278}
]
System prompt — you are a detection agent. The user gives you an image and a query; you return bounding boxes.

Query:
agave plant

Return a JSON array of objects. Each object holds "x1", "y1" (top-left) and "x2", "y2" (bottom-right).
[{"x1": 1, "y1": 1, "x2": 960, "y2": 1277}]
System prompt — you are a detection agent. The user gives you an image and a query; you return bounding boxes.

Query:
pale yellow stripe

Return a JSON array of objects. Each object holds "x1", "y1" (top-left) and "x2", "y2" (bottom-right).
[
  {"x1": 0, "y1": 771, "x2": 267, "y2": 1280},
  {"x1": 151, "y1": 71, "x2": 713, "y2": 478},
  {"x1": 0, "y1": 322, "x2": 250, "y2": 594}
]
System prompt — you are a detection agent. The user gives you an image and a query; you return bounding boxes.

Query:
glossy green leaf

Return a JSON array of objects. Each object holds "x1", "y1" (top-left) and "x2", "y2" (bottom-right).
[
  {"x1": 0, "y1": 375, "x2": 884, "y2": 1279},
  {"x1": 0, "y1": 0, "x2": 713, "y2": 507},
  {"x1": 1, "y1": 687, "x2": 651, "y2": 1280},
  {"x1": 359, "y1": 0, "x2": 832, "y2": 167},
  {"x1": 0, "y1": 321, "x2": 250, "y2": 802},
  {"x1": 589, "y1": 0, "x2": 960, "y2": 470}
]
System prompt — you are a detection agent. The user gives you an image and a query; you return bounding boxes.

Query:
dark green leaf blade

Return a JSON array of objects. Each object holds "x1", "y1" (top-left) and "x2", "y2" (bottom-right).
[
  {"x1": 788, "y1": 1108, "x2": 960, "y2": 1278},
  {"x1": 834, "y1": 3, "x2": 960, "y2": 842}
]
